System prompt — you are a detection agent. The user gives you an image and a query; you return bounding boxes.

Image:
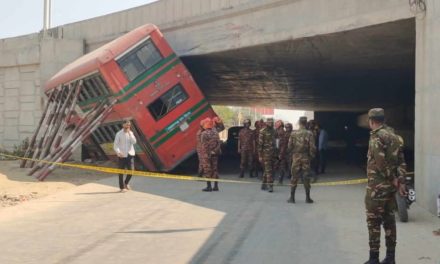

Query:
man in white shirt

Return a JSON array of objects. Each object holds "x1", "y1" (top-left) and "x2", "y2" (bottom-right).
[{"x1": 113, "y1": 120, "x2": 137, "y2": 192}]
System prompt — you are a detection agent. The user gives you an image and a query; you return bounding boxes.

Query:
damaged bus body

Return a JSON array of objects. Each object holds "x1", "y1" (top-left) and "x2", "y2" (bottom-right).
[{"x1": 45, "y1": 24, "x2": 218, "y2": 172}]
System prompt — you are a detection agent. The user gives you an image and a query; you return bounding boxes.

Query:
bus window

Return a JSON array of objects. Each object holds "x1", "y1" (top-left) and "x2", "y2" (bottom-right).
[
  {"x1": 117, "y1": 39, "x2": 163, "y2": 81},
  {"x1": 148, "y1": 84, "x2": 188, "y2": 120}
]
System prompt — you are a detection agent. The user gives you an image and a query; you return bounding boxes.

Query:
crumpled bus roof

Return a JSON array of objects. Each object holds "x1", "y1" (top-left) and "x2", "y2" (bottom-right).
[{"x1": 45, "y1": 24, "x2": 158, "y2": 91}]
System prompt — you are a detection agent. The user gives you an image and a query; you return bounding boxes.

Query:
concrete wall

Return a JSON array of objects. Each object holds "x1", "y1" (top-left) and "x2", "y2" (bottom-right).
[
  {"x1": 0, "y1": 34, "x2": 84, "y2": 150},
  {"x1": 49, "y1": 0, "x2": 412, "y2": 54},
  {"x1": 0, "y1": 34, "x2": 42, "y2": 149},
  {"x1": 415, "y1": 0, "x2": 440, "y2": 214}
]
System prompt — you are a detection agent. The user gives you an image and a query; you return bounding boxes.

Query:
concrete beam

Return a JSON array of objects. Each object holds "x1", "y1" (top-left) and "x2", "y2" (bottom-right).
[{"x1": 415, "y1": 0, "x2": 440, "y2": 214}]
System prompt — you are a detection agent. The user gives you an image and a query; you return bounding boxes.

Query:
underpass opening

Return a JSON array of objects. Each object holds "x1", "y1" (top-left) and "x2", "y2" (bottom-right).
[{"x1": 178, "y1": 18, "x2": 416, "y2": 181}]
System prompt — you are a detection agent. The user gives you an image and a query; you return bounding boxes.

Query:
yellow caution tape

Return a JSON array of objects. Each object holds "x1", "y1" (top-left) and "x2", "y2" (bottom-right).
[{"x1": 0, "y1": 152, "x2": 370, "y2": 186}]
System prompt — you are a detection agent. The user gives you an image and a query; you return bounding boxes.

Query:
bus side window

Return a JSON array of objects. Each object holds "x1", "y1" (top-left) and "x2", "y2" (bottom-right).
[
  {"x1": 148, "y1": 84, "x2": 188, "y2": 120},
  {"x1": 117, "y1": 39, "x2": 163, "y2": 82}
]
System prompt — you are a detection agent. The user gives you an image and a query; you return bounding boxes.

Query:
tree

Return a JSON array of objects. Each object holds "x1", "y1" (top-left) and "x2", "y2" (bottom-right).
[{"x1": 212, "y1": 105, "x2": 237, "y2": 127}]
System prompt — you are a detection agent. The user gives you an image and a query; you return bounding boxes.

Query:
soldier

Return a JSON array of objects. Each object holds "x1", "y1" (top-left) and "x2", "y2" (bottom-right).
[
  {"x1": 364, "y1": 108, "x2": 407, "y2": 264},
  {"x1": 279, "y1": 122, "x2": 293, "y2": 182},
  {"x1": 258, "y1": 117, "x2": 276, "y2": 192},
  {"x1": 212, "y1": 116, "x2": 225, "y2": 132},
  {"x1": 274, "y1": 120, "x2": 286, "y2": 184},
  {"x1": 287, "y1": 116, "x2": 316, "y2": 203},
  {"x1": 253, "y1": 120, "x2": 264, "y2": 178},
  {"x1": 238, "y1": 119, "x2": 255, "y2": 178},
  {"x1": 200, "y1": 118, "x2": 222, "y2": 192},
  {"x1": 196, "y1": 119, "x2": 206, "y2": 177},
  {"x1": 307, "y1": 120, "x2": 320, "y2": 181}
]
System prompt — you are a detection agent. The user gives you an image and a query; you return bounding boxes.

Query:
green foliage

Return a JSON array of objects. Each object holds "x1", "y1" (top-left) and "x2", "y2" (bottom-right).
[
  {"x1": 212, "y1": 105, "x2": 237, "y2": 127},
  {"x1": 212, "y1": 105, "x2": 264, "y2": 128}
]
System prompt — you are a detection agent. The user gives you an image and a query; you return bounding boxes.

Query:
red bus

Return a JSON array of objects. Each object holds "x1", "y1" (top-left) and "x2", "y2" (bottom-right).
[{"x1": 45, "y1": 24, "x2": 219, "y2": 171}]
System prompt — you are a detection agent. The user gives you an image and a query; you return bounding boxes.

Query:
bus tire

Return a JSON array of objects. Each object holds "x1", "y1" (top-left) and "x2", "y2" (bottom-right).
[{"x1": 396, "y1": 193, "x2": 408, "y2": 222}]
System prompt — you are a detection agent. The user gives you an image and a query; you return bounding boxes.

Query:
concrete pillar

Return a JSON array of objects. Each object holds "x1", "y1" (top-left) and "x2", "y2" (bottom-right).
[{"x1": 415, "y1": 0, "x2": 440, "y2": 214}]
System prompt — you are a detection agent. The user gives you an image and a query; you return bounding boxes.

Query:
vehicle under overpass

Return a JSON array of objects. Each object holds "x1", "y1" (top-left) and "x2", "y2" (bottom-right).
[{"x1": 0, "y1": 0, "x2": 438, "y2": 214}]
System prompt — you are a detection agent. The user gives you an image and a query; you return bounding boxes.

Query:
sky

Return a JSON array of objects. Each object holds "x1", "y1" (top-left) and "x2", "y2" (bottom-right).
[{"x1": 0, "y1": 0, "x2": 158, "y2": 39}]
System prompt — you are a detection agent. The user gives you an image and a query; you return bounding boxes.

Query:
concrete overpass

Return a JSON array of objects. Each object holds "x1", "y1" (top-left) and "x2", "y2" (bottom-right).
[{"x1": 0, "y1": 0, "x2": 439, "y2": 214}]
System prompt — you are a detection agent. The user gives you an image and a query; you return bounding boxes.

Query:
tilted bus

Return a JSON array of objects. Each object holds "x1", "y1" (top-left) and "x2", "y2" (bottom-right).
[{"x1": 45, "y1": 24, "x2": 219, "y2": 171}]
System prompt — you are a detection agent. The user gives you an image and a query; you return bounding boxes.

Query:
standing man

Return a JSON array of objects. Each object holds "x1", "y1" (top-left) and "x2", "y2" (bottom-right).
[
  {"x1": 258, "y1": 118, "x2": 276, "y2": 192},
  {"x1": 113, "y1": 120, "x2": 137, "y2": 192},
  {"x1": 238, "y1": 119, "x2": 255, "y2": 178},
  {"x1": 318, "y1": 125, "x2": 329, "y2": 174},
  {"x1": 364, "y1": 108, "x2": 407, "y2": 264},
  {"x1": 279, "y1": 122, "x2": 293, "y2": 182},
  {"x1": 274, "y1": 120, "x2": 286, "y2": 184},
  {"x1": 196, "y1": 119, "x2": 206, "y2": 177},
  {"x1": 201, "y1": 118, "x2": 222, "y2": 192},
  {"x1": 287, "y1": 116, "x2": 316, "y2": 203},
  {"x1": 253, "y1": 120, "x2": 264, "y2": 178}
]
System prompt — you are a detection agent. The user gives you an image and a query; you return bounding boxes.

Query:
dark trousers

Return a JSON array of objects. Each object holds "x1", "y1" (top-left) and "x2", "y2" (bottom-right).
[
  {"x1": 118, "y1": 155, "x2": 134, "y2": 189},
  {"x1": 319, "y1": 149, "x2": 327, "y2": 173}
]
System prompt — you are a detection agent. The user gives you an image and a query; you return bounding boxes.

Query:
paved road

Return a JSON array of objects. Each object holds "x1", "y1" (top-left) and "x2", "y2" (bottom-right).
[{"x1": 0, "y1": 167, "x2": 439, "y2": 264}]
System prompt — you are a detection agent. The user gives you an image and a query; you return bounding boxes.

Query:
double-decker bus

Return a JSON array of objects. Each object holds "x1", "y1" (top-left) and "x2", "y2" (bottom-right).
[{"x1": 45, "y1": 24, "x2": 219, "y2": 171}]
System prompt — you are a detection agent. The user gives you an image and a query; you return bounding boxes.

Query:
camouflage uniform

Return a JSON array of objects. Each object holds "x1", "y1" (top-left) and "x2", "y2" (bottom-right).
[
  {"x1": 364, "y1": 108, "x2": 402, "y2": 263},
  {"x1": 258, "y1": 119, "x2": 276, "y2": 192},
  {"x1": 238, "y1": 126, "x2": 255, "y2": 176},
  {"x1": 287, "y1": 117, "x2": 316, "y2": 203},
  {"x1": 201, "y1": 128, "x2": 221, "y2": 179},
  {"x1": 275, "y1": 125, "x2": 287, "y2": 183},
  {"x1": 253, "y1": 120, "x2": 264, "y2": 178},
  {"x1": 196, "y1": 128, "x2": 204, "y2": 176},
  {"x1": 280, "y1": 123, "x2": 293, "y2": 181}
]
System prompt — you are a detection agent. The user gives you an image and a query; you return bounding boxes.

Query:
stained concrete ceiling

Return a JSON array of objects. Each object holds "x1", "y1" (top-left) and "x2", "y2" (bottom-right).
[{"x1": 182, "y1": 18, "x2": 415, "y2": 111}]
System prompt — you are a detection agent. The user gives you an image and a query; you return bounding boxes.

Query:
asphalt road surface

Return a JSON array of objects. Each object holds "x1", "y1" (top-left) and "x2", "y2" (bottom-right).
[{"x1": 0, "y1": 165, "x2": 439, "y2": 264}]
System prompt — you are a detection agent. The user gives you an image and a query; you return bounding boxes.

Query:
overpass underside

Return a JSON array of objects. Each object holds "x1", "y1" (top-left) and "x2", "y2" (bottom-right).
[{"x1": 182, "y1": 19, "x2": 415, "y2": 112}]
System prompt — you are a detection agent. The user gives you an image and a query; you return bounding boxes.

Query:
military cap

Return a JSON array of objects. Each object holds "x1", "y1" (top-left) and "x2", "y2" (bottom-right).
[
  {"x1": 368, "y1": 108, "x2": 385, "y2": 118},
  {"x1": 266, "y1": 117, "x2": 274, "y2": 122},
  {"x1": 299, "y1": 116, "x2": 307, "y2": 122}
]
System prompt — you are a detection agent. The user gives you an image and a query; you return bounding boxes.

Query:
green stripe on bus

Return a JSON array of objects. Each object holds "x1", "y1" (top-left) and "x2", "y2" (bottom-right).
[
  {"x1": 118, "y1": 59, "x2": 180, "y2": 103},
  {"x1": 150, "y1": 98, "x2": 207, "y2": 142},
  {"x1": 152, "y1": 104, "x2": 211, "y2": 148},
  {"x1": 78, "y1": 53, "x2": 177, "y2": 107}
]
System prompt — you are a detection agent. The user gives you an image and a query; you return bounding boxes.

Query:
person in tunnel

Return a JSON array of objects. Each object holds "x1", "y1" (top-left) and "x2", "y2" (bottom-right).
[
  {"x1": 196, "y1": 119, "x2": 205, "y2": 177},
  {"x1": 307, "y1": 120, "x2": 320, "y2": 182},
  {"x1": 318, "y1": 124, "x2": 329, "y2": 174},
  {"x1": 200, "y1": 118, "x2": 222, "y2": 192},
  {"x1": 238, "y1": 118, "x2": 255, "y2": 178},
  {"x1": 282, "y1": 122, "x2": 294, "y2": 180},
  {"x1": 287, "y1": 116, "x2": 316, "y2": 204},
  {"x1": 364, "y1": 108, "x2": 407, "y2": 264},
  {"x1": 258, "y1": 118, "x2": 276, "y2": 192},
  {"x1": 253, "y1": 119, "x2": 264, "y2": 178},
  {"x1": 274, "y1": 120, "x2": 288, "y2": 184}
]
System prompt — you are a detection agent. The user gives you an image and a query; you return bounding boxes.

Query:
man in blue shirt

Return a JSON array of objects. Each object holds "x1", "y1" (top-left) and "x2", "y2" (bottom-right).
[{"x1": 318, "y1": 125, "x2": 328, "y2": 174}]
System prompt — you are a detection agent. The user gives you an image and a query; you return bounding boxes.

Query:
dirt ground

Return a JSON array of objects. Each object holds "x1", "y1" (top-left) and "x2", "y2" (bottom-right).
[{"x1": 0, "y1": 159, "x2": 113, "y2": 208}]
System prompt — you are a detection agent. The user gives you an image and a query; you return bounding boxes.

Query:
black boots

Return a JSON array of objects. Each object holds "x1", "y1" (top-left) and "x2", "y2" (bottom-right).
[
  {"x1": 267, "y1": 183, "x2": 273, "y2": 192},
  {"x1": 239, "y1": 169, "x2": 244, "y2": 178},
  {"x1": 278, "y1": 171, "x2": 284, "y2": 185},
  {"x1": 364, "y1": 251, "x2": 380, "y2": 264},
  {"x1": 202, "y1": 181, "x2": 212, "y2": 192},
  {"x1": 305, "y1": 187, "x2": 314, "y2": 203},
  {"x1": 261, "y1": 181, "x2": 267, "y2": 191},
  {"x1": 287, "y1": 187, "x2": 296, "y2": 203},
  {"x1": 213, "y1": 182, "x2": 219, "y2": 191},
  {"x1": 380, "y1": 250, "x2": 395, "y2": 264}
]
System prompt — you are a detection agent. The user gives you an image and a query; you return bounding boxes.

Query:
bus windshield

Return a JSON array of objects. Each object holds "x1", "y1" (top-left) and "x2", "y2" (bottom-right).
[{"x1": 117, "y1": 38, "x2": 163, "y2": 81}]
